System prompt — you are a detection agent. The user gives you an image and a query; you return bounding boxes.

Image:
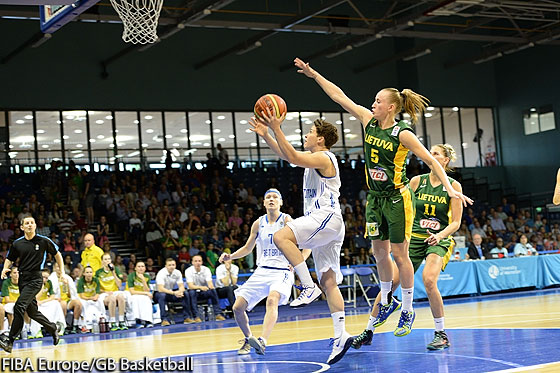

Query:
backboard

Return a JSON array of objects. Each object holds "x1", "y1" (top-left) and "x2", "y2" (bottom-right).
[{"x1": 39, "y1": 0, "x2": 99, "y2": 33}]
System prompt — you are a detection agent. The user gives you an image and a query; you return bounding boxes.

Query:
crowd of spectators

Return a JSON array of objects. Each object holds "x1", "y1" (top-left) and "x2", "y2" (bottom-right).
[{"x1": 0, "y1": 158, "x2": 559, "y2": 283}]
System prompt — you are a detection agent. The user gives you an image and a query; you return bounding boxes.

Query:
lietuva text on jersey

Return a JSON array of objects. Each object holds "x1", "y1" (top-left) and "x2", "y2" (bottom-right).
[
  {"x1": 416, "y1": 193, "x2": 447, "y2": 204},
  {"x1": 364, "y1": 134, "x2": 394, "y2": 151}
]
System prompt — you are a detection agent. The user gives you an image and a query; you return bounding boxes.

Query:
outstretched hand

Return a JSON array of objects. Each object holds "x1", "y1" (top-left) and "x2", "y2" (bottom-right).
[
  {"x1": 254, "y1": 107, "x2": 286, "y2": 131},
  {"x1": 248, "y1": 117, "x2": 269, "y2": 137},
  {"x1": 294, "y1": 57, "x2": 317, "y2": 78},
  {"x1": 219, "y1": 252, "x2": 231, "y2": 263},
  {"x1": 0, "y1": 267, "x2": 10, "y2": 280},
  {"x1": 447, "y1": 189, "x2": 474, "y2": 207}
]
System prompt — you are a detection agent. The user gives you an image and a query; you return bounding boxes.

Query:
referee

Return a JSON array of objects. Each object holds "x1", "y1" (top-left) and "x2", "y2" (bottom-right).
[{"x1": 0, "y1": 214, "x2": 63, "y2": 353}]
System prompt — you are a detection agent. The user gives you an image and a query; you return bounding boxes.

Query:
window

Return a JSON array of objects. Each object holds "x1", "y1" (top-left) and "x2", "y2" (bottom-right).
[{"x1": 524, "y1": 105, "x2": 556, "y2": 135}]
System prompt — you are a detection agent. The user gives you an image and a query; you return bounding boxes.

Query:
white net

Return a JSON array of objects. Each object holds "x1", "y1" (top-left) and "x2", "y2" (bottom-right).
[{"x1": 110, "y1": 0, "x2": 164, "y2": 44}]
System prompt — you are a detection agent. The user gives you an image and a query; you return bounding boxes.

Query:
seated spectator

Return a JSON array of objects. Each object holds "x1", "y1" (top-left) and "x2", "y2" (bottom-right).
[
  {"x1": 177, "y1": 246, "x2": 191, "y2": 273},
  {"x1": 30, "y1": 268, "x2": 67, "y2": 338},
  {"x1": 161, "y1": 228, "x2": 180, "y2": 260},
  {"x1": 214, "y1": 258, "x2": 237, "y2": 313},
  {"x1": 97, "y1": 216, "x2": 110, "y2": 248},
  {"x1": 49, "y1": 263, "x2": 84, "y2": 333},
  {"x1": 63, "y1": 254, "x2": 74, "y2": 275},
  {"x1": 76, "y1": 266, "x2": 105, "y2": 333},
  {"x1": 185, "y1": 255, "x2": 226, "y2": 321},
  {"x1": 146, "y1": 223, "x2": 163, "y2": 263},
  {"x1": 470, "y1": 220, "x2": 487, "y2": 239},
  {"x1": 114, "y1": 255, "x2": 126, "y2": 275},
  {"x1": 490, "y1": 211, "x2": 506, "y2": 234},
  {"x1": 155, "y1": 258, "x2": 198, "y2": 325},
  {"x1": 145, "y1": 257, "x2": 159, "y2": 280},
  {"x1": 96, "y1": 253, "x2": 128, "y2": 331},
  {"x1": 58, "y1": 209, "x2": 76, "y2": 234},
  {"x1": 466, "y1": 233, "x2": 490, "y2": 260},
  {"x1": 489, "y1": 238, "x2": 508, "y2": 259},
  {"x1": 356, "y1": 247, "x2": 372, "y2": 265},
  {"x1": 36, "y1": 218, "x2": 50, "y2": 237},
  {"x1": 0, "y1": 222, "x2": 13, "y2": 243},
  {"x1": 513, "y1": 234, "x2": 538, "y2": 256},
  {"x1": 126, "y1": 261, "x2": 154, "y2": 328}
]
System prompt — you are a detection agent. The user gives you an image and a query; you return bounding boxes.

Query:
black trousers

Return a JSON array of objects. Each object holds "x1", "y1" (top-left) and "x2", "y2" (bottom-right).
[
  {"x1": 9, "y1": 273, "x2": 56, "y2": 342},
  {"x1": 216, "y1": 286, "x2": 237, "y2": 309}
]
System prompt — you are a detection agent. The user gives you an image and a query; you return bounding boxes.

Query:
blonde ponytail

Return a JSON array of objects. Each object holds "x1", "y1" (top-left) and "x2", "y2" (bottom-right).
[{"x1": 382, "y1": 88, "x2": 430, "y2": 124}]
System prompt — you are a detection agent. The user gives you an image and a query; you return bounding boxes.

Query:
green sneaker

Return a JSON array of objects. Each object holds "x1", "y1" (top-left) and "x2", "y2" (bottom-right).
[
  {"x1": 373, "y1": 297, "x2": 402, "y2": 328},
  {"x1": 427, "y1": 331, "x2": 450, "y2": 350},
  {"x1": 118, "y1": 322, "x2": 128, "y2": 330},
  {"x1": 35, "y1": 330, "x2": 43, "y2": 339},
  {"x1": 110, "y1": 322, "x2": 120, "y2": 331},
  {"x1": 351, "y1": 329, "x2": 373, "y2": 349}
]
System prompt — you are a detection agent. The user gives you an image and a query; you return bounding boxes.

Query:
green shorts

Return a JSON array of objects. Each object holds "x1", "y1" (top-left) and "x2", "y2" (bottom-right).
[
  {"x1": 365, "y1": 186, "x2": 415, "y2": 244},
  {"x1": 408, "y1": 234, "x2": 455, "y2": 273}
]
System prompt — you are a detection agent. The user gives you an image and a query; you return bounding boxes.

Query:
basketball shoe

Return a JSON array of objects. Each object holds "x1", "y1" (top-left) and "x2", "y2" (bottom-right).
[
  {"x1": 394, "y1": 310, "x2": 415, "y2": 337},
  {"x1": 326, "y1": 331, "x2": 354, "y2": 365},
  {"x1": 372, "y1": 297, "x2": 401, "y2": 327},
  {"x1": 290, "y1": 283, "x2": 322, "y2": 307},
  {"x1": 427, "y1": 331, "x2": 450, "y2": 350}
]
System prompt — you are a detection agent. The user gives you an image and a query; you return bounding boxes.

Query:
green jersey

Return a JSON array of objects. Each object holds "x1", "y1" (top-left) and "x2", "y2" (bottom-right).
[
  {"x1": 1, "y1": 279, "x2": 19, "y2": 302},
  {"x1": 77, "y1": 277, "x2": 101, "y2": 298},
  {"x1": 126, "y1": 272, "x2": 151, "y2": 292},
  {"x1": 412, "y1": 174, "x2": 455, "y2": 238},
  {"x1": 363, "y1": 119, "x2": 413, "y2": 193},
  {"x1": 37, "y1": 280, "x2": 54, "y2": 301},
  {"x1": 95, "y1": 267, "x2": 123, "y2": 292}
]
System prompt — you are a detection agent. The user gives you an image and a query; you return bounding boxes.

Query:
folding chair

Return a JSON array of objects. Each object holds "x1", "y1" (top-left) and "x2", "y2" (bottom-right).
[
  {"x1": 354, "y1": 266, "x2": 379, "y2": 307},
  {"x1": 338, "y1": 267, "x2": 356, "y2": 308}
]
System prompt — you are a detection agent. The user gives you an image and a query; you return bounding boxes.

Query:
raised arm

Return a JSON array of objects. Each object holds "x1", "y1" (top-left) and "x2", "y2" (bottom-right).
[
  {"x1": 400, "y1": 130, "x2": 473, "y2": 207},
  {"x1": 554, "y1": 168, "x2": 560, "y2": 205},
  {"x1": 248, "y1": 117, "x2": 289, "y2": 161},
  {"x1": 294, "y1": 57, "x2": 373, "y2": 127}
]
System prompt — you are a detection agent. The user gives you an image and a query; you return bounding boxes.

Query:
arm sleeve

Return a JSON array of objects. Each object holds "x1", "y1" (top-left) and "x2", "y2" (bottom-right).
[
  {"x1": 204, "y1": 268, "x2": 213, "y2": 284},
  {"x1": 155, "y1": 270, "x2": 165, "y2": 286},
  {"x1": 184, "y1": 268, "x2": 194, "y2": 284},
  {"x1": 127, "y1": 273, "x2": 135, "y2": 289},
  {"x1": 45, "y1": 236, "x2": 60, "y2": 256},
  {"x1": 1, "y1": 281, "x2": 8, "y2": 297},
  {"x1": 76, "y1": 278, "x2": 84, "y2": 293}
]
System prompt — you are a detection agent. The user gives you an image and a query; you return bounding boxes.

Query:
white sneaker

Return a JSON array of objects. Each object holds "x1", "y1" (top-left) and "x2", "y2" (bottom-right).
[
  {"x1": 248, "y1": 336, "x2": 266, "y2": 355},
  {"x1": 290, "y1": 284, "x2": 322, "y2": 307},
  {"x1": 326, "y1": 331, "x2": 354, "y2": 365}
]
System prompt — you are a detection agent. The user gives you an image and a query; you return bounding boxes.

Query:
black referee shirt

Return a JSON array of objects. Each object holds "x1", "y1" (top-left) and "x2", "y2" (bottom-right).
[{"x1": 7, "y1": 234, "x2": 59, "y2": 273}]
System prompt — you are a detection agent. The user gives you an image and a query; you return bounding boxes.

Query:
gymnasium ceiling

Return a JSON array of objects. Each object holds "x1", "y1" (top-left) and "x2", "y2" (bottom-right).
[{"x1": 1, "y1": 0, "x2": 560, "y2": 71}]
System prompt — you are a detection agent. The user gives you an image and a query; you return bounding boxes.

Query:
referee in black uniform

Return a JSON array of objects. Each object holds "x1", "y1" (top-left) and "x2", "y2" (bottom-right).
[{"x1": 0, "y1": 213, "x2": 63, "y2": 353}]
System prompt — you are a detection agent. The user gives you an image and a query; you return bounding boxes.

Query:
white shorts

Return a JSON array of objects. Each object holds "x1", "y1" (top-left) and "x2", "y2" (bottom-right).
[
  {"x1": 234, "y1": 267, "x2": 295, "y2": 311},
  {"x1": 4, "y1": 303, "x2": 14, "y2": 314},
  {"x1": 99, "y1": 291, "x2": 129, "y2": 304},
  {"x1": 287, "y1": 210, "x2": 344, "y2": 284}
]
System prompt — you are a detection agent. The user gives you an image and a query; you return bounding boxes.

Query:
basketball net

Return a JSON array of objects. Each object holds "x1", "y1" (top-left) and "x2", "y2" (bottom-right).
[{"x1": 109, "y1": 0, "x2": 164, "y2": 44}]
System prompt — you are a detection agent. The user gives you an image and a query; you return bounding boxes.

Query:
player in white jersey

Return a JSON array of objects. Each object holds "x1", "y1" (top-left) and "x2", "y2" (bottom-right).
[
  {"x1": 250, "y1": 109, "x2": 353, "y2": 365},
  {"x1": 219, "y1": 189, "x2": 308, "y2": 356}
]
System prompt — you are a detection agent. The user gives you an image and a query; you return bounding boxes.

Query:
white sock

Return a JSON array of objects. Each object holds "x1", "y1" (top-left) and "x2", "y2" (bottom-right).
[
  {"x1": 434, "y1": 317, "x2": 445, "y2": 331},
  {"x1": 332, "y1": 311, "x2": 346, "y2": 339},
  {"x1": 110, "y1": 317, "x2": 116, "y2": 323},
  {"x1": 401, "y1": 287, "x2": 414, "y2": 312},
  {"x1": 118, "y1": 315, "x2": 125, "y2": 322},
  {"x1": 366, "y1": 315, "x2": 377, "y2": 332},
  {"x1": 73, "y1": 319, "x2": 79, "y2": 326},
  {"x1": 294, "y1": 262, "x2": 314, "y2": 288},
  {"x1": 380, "y1": 281, "x2": 392, "y2": 305}
]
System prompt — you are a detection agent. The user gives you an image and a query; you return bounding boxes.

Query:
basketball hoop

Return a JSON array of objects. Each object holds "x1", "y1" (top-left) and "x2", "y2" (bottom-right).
[{"x1": 109, "y1": 0, "x2": 164, "y2": 44}]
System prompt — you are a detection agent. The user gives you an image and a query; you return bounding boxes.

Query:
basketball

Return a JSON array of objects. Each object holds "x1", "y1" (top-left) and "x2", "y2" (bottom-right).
[{"x1": 254, "y1": 94, "x2": 287, "y2": 120}]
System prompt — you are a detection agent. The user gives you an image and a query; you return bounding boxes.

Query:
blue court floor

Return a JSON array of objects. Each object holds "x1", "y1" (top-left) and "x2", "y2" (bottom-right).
[{"x1": 156, "y1": 328, "x2": 560, "y2": 373}]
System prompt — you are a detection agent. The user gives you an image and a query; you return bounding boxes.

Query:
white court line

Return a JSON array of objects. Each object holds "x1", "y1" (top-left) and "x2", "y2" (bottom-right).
[
  {"x1": 151, "y1": 355, "x2": 330, "y2": 373},
  {"x1": 487, "y1": 360, "x2": 560, "y2": 372}
]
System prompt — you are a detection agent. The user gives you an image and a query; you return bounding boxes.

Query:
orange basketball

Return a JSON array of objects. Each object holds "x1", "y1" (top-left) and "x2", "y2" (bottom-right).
[{"x1": 254, "y1": 94, "x2": 287, "y2": 120}]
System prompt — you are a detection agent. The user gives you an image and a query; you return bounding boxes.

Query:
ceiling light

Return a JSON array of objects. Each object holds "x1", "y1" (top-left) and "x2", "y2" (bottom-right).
[
  {"x1": 217, "y1": 115, "x2": 225, "y2": 120},
  {"x1": 165, "y1": 135, "x2": 172, "y2": 139},
  {"x1": 349, "y1": 116, "x2": 356, "y2": 121},
  {"x1": 97, "y1": 135, "x2": 105, "y2": 139},
  {"x1": 427, "y1": 106, "x2": 435, "y2": 111},
  {"x1": 105, "y1": 115, "x2": 113, "y2": 120},
  {"x1": 24, "y1": 115, "x2": 33, "y2": 120},
  {"x1": 74, "y1": 129, "x2": 82, "y2": 134},
  {"x1": 76, "y1": 144, "x2": 83, "y2": 148},
  {"x1": 250, "y1": 142, "x2": 257, "y2": 147},
  {"x1": 425, "y1": 113, "x2": 433, "y2": 118},
  {"x1": 205, "y1": 120, "x2": 211, "y2": 124},
  {"x1": 239, "y1": 120, "x2": 248, "y2": 125},
  {"x1": 213, "y1": 129, "x2": 221, "y2": 133},
  {"x1": 63, "y1": 135, "x2": 69, "y2": 140},
  {"x1": 218, "y1": 138, "x2": 225, "y2": 142},
  {"x1": 335, "y1": 120, "x2": 342, "y2": 125},
  {"x1": 452, "y1": 107, "x2": 459, "y2": 112},
  {"x1": 295, "y1": 129, "x2": 301, "y2": 133},
  {"x1": 15, "y1": 120, "x2": 25, "y2": 124},
  {"x1": 203, "y1": 143, "x2": 210, "y2": 147},
  {"x1": 53, "y1": 139, "x2": 60, "y2": 143},
  {"x1": 228, "y1": 135, "x2": 235, "y2": 139},
  {"x1": 89, "y1": 139, "x2": 96, "y2": 143},
  {"x1": 180, "y1": 129, "x2": 188, "y2": 133},
  {"x1": 344, "y1": 129, "x2": 351, "y2": 133},
  {"x1": 142, "y1": 143, "x2": 148, "y2": 147},
  {"x1": 41, "y1": 144, "x2": 49, "y2": 148},
  {"x1": 36, "y1": 129, "x2": 45, "y2": 134},
  {"x1": 96, "y1": 120, "x2": 104, "y2": 124},
  {"x1": 172, "y1": 143, "x2": 179, "y2": 147},
  {"x1": 144, "y1": 115, "x2": 153, "y2": 120},
  {"x1": 146, "y1": 129, "x2": 154, "y2": 133},
  {"x1": 245, "y1": 129, "x2": 252, "y2": 133}
]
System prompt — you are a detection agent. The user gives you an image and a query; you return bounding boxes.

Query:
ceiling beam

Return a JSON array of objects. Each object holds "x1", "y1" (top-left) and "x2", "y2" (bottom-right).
[
  {"x1": 278, "y1": 0, "x2": 459, "y2": 71},
  {"x1": 192, "y1": 0, "x2": 346, "y2": 70},
  {"x1": 100, "y1": 0, "x2": 236, "y2": 76}
]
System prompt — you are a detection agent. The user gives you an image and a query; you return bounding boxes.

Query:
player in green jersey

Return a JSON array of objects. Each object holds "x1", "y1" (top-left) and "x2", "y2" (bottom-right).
[
  {"x1": 294, "y1": 58, "x2": 472, "y2": 337},
  {"x1": 352, "y1": 144, "x2": 463, "y2": 350}
]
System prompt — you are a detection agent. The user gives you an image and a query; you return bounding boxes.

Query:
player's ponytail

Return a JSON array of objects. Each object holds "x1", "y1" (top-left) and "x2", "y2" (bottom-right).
[{"x1": 383, "y1": 88, "x2": 430, "y2": 124}]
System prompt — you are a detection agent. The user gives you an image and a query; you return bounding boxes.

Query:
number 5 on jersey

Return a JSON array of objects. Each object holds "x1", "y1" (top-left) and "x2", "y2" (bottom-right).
[{"x1": 370, "y1": 148, "x2": 379, "y2": 163}]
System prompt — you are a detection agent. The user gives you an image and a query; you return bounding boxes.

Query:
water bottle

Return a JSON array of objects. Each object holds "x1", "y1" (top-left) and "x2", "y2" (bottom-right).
[
  {"x1": 207, "y1": 305, "x2": 215, "y2": 322},
  {"x1": 92, "y1": 319, "x2": 100, "y2": 334},
  {"x1": 197, "y1": 305, "x2": 205, "y2": 321},
  {"x1": 21, "y1": 329, "x2": 28, "y2": 339}
]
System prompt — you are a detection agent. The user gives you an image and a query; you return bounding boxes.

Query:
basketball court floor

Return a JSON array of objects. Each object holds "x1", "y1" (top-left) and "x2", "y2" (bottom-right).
[{"x1": 2, "y1": 288, "x2": 559, "y2": 372}]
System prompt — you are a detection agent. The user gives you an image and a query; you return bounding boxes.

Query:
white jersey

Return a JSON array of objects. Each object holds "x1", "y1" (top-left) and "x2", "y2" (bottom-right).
[
  {"x1": 256, "y1": 213, "x2": 291, "y2": 269},
  {"x1": 302, "y1": 151, "x2": 341, "y2": 216}
]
